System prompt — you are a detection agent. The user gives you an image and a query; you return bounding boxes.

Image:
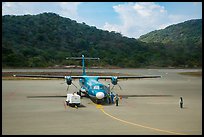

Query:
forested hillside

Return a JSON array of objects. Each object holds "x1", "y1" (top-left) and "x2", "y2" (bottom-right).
[
  {"x1": 2, "y1": 13, "x2": 202, "y2": 68},
  {"x1": 138, "y1": 19, "x2": 202, "y2": 46}
]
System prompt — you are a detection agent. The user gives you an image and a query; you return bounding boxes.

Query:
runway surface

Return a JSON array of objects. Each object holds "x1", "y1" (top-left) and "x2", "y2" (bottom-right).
[{"x1": 2, "y1": 69, "x2": 202, "y2": 135}]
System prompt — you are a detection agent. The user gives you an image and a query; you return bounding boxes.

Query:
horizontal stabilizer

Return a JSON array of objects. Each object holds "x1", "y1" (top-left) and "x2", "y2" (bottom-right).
[{"x1": 66, "y1": 57, "x2": 100, "y2": 60}]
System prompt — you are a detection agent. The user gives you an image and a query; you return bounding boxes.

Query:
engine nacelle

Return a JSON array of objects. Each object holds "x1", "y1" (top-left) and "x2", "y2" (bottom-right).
[
  {"x1": 65, "y1": 76, "x2": 72, "y2": 85},
  {"x1": 111, "y1": 77, "x2": 118, "y2": 85}
]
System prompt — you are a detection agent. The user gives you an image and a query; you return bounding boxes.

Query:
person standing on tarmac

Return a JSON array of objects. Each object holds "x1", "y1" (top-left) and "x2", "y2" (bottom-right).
[
  {"x1": 179, "y1": 97, "x2": 183, "y2": 108},
  {"x1": 106, "y1": 84, "x2": 111, "y2": 104},
  {"x1": 106, "y1": 93, "x2": 111, "y2": 104},
  {"x1": 110, "y1": 91, "x2": 114, "y2": 104},
  {"x1": 107, "y1": 84, "x2": 111, "y2": 92},
  {"x1": 114, "y1": 94, "x2": 119, "y2": 106}
]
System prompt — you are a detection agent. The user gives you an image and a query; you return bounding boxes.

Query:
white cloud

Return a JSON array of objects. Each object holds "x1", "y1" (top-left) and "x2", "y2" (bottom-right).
[
  {"x1": 2, "y1": 2, "x2": 82, "y2": 21},
  {"x1": 103, "y1": 2, "x2": 189, "y2": 38},
  {"x1": 2, "y1": 2, "x2": 38, "y2": 15},
  {"x1": 58, "y1": 2, "x2": 81, "y2": 20}
]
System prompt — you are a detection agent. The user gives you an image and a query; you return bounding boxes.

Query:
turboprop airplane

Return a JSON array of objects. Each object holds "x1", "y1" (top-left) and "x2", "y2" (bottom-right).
[{"x1": 13, "y1": 55, "x2": 161, "y2": 104}]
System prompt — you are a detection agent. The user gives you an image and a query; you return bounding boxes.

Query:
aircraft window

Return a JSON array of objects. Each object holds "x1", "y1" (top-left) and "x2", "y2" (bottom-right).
[
  {"x1": 100, "y1": 85, "x2": 104, "y2": 90},
  {"x1": 93, "y1": 86, "x2": 100, "y2": 90},
  {"x1": 93, "y1": 85, "x2": 104, "y2": 90}
]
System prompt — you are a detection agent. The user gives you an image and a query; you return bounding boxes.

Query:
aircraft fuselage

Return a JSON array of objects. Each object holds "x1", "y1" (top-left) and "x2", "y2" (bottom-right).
[{"x1": 79, "y1": 76, "x2": 109, "y2": 100}]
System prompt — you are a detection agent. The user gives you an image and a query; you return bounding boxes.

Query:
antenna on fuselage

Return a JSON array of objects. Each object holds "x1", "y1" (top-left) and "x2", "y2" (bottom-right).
[{"x1": 66, "y1": 55, "x2": 100, "y2": 76}]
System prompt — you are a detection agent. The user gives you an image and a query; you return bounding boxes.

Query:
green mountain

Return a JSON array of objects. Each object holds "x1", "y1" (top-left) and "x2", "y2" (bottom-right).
[
  {"x1": 138, "y1": 19, "x2": 202, "y2": 46},
  {"x1": 2, "y1": 13, "x2": 202, "y2": 68}
]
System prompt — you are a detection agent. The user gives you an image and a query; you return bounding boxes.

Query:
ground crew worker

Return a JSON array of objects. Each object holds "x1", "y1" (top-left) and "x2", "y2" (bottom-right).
[
  {"x1": 107, "y1": 84, "x2": 111, "y2": 92},
  {"x1": 110, "y1": 91, "x2": 114, "y2": 104},
  {"x1": 107, "y1": 84, "x2": 112, "y2": 104},
  {"x1": 179, "y1": 97, "x2": 183, "y2": 108},
  {"x1": 114, "y1": 94, "x2": 119, "y2": 106},
  {"x1": 106, "y1": 93, "x2": 111, "y2": 104}
]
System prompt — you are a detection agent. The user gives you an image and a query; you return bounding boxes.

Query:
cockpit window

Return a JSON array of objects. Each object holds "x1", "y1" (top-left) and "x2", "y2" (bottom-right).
[
  {"x1": 93, "y1": 85, "x2": 100, "y2": 90},
  {"x1": 92, "y1": 85, "x2": 104, "y2": 90}
]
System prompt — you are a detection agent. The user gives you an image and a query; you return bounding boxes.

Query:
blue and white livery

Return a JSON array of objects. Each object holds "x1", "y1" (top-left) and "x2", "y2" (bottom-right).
[{"x1": 14, "y1": 55, "x2": 161, "y2": 104}]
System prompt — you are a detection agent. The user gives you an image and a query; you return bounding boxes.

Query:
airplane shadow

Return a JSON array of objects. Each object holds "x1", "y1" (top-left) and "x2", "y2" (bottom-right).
[
  {"x1": 120, "y1": 94, "x2": 173, "y2": 99},
  {"x1": 27, "y1": 94, "x2": 172, "y2": 107},
  {"x1": 27, "y1": 95, "x2": 87, "y2": 107},
  {"x1": 67, "y1": 104, "x2": 86, "y2": 108},
  {"x1": 82, "y1": 94, "x2": 173, "y2": 105},
  {"x1": 27, "y1": 95, "x2": 67, "y2": 98},
  {"x1": 87, "y1": 96, "x2": 115, "y2": 105}
]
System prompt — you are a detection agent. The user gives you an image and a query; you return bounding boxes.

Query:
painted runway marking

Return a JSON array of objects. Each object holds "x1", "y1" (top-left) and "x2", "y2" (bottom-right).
[{"x1": 96, "y1": 104, "x2": 187, "y2": 135}]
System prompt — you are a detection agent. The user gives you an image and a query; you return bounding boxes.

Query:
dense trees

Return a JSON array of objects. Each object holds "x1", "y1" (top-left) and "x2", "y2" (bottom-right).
[
  {"x1": 139, "y1": 19, "x2": 202, "y2": 46},
  {"x1": 2, "y1": 13, "x2": 202, "y2": 68}
]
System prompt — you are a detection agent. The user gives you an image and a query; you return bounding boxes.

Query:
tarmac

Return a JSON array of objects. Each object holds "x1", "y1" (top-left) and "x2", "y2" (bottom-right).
[{"x1": 2, "y1": 69, "x2": 202, "y2": 135}]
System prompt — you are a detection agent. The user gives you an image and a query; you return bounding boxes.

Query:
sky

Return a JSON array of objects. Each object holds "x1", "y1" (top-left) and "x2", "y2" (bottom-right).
[{"x1": 2, "y1": 2, "x2": 202, "y2": 38}]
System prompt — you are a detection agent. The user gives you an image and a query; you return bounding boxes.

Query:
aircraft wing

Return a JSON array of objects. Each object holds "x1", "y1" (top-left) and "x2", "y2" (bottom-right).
[
  {"x1": 13, "y1": 74, "x2": 161, "y2": 79},
  {"x1": 13, "y1": 74, "x2": 83, "y2": 79},
  {"x1": 97, "y1": 75, "x2": 161, "y2": 79}
]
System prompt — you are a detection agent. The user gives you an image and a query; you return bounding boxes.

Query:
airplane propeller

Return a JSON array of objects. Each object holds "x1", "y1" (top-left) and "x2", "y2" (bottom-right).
[
  {"x1": 111, "y1": 83, "x2": 122, "y2": 90},
  {"x1": 61, "y1": 79, "x2": 80, "y2": 92},
  {"x1": 66, "y1": 85, "x2": 69, "y2": 92},
  {"x1": 71, "y1": 82, "x2": 79, "y2": 90},
  {"x1": 60, "y1": 79, "x2": 71, "y2": 92}
]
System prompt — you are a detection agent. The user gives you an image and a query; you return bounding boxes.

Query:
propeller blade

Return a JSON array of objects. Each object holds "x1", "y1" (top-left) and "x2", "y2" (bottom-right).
[
  {"x1": 72, "y1": 82, "x2": 79, "y2": 90},
  {"x1": 66, "y1": 85, "x2": 69, "y2": 91},
  {"x1": 111, "y1": 85, "x2": 115, "y2": 90},
  {"x1": 111, "y1": 84, "x2": 122, "y2": 90},
  {"x1": 118, "y1": 84, "x2": 122, "y2": 90}
]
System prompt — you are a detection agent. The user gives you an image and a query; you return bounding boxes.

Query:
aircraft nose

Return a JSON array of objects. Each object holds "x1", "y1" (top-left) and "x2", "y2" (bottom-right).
[{"x1": 96, "y1": 92, "x2": 105, "y2": 99}]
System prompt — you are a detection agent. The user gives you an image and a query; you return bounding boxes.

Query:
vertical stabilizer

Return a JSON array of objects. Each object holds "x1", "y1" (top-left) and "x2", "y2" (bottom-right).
[
  {"x1": 82, "y1": 55, "x2": 86, "y2": 76},
  {"x1": 66, "y1": 55, "x2": 100, "y2": 76}
]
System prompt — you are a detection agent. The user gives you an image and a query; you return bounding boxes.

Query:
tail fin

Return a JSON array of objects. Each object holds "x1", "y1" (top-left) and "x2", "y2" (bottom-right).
[
  {"x1": 82, "y1": 55, "x2": 86, "y2": 76},
  {"x1": 66, "y1": 55, "x2": 100, "y2": 76}
]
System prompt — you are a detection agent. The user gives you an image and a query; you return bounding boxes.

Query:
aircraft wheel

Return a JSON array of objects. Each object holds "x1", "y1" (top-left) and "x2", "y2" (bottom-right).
[
  {"x1": 77, "y1": 90, "x2": 81, "y2": 96},
  {"x1": 96, "y1": 100, "x2": 101, "y2": 104},
  {"x1": 66, "y1": 101, "x2": 69, "y2": 106}
]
